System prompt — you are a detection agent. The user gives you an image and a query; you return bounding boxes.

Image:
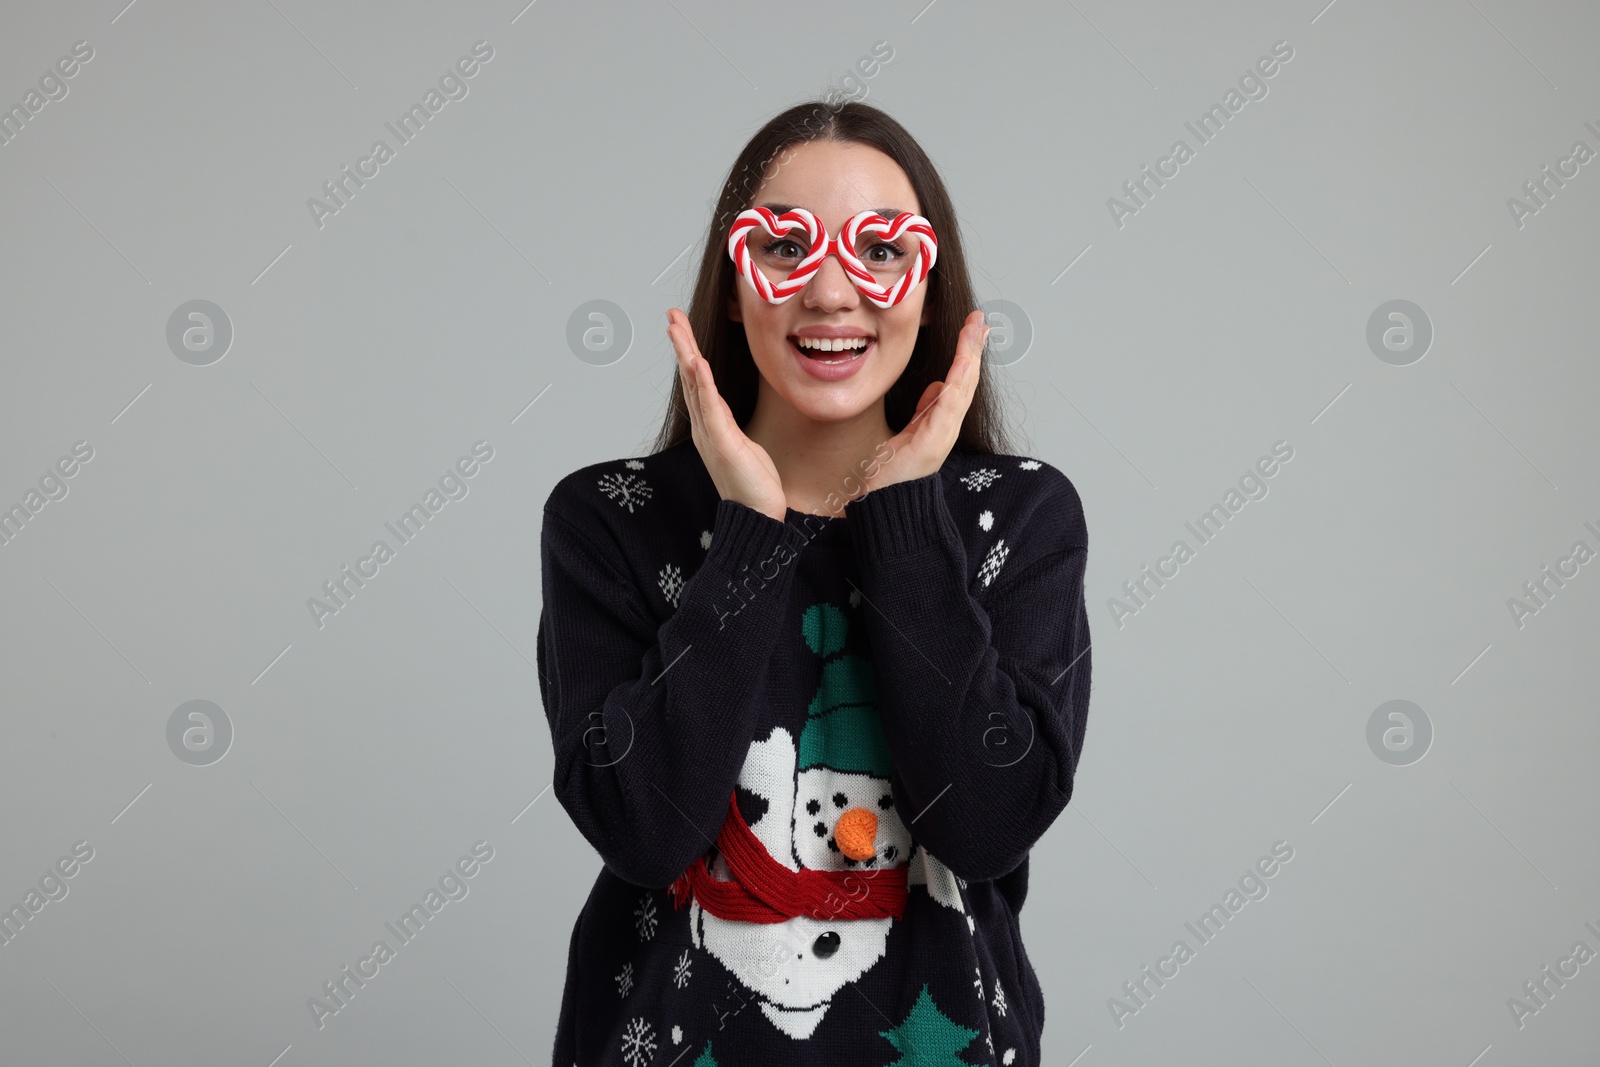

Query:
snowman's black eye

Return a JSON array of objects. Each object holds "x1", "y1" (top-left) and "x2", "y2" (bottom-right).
[
  {"x1": 806, "y1": 799, "x2": 821, "y2": 815},
  {"x1": 878, "y1": 793, "x2": 893, "y2": 809},
  {"x1": 833, "y1": 792, "x2": 848, "y2": 808}
]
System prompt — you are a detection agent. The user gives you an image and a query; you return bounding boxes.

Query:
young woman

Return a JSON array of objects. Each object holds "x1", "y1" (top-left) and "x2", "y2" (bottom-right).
[{"x1": 538, "y1": 101, "x2": 1091, "y2": 1067}]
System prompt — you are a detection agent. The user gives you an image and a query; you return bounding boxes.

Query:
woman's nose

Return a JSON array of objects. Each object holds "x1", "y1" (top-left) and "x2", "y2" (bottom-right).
[
  {"x1": 802, "y1": 245, "x2": 860, "y2": 311},
  {"x1": 834, "y1": 807, "x2": 878, "y2": 860}
]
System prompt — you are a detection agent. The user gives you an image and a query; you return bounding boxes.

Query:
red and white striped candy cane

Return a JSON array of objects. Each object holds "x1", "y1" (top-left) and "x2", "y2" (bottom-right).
[
  {"x1": 726, "y1": 207, "x2": 938, "y2": 309},
  {"x1": 726, "y1": 207, "x2": 828, "y2": 304},
  {"x1": 838, "y1": 210, "x2": 938, "y2": 309}
]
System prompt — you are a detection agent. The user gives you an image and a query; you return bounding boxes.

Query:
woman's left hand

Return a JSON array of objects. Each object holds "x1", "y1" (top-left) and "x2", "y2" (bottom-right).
[{"x1": 864, "y1": 309, "x2": 989, "y2": 491}]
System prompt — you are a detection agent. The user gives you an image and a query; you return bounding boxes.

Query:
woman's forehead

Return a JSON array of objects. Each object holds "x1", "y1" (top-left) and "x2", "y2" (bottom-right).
[{"x1": 753, "y1": 141, "x2": 920, "y2": 222}]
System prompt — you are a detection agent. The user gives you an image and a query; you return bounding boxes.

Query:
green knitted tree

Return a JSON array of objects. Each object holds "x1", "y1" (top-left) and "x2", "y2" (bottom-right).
[
  {"x1": 878, "y1": 983, "x2": 983, "y2": 1067},
  {"x1": 798, "y1": 600, "x2": 892, "y2": 776},
  {"x1": 692, "y1": 1039, "x2": 719, "y2": 1067}
]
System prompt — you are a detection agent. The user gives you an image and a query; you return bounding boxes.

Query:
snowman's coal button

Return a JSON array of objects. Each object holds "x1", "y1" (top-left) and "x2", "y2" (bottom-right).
[{"x1": 812, "y1": 931, "x2": 841, "y2": 959}]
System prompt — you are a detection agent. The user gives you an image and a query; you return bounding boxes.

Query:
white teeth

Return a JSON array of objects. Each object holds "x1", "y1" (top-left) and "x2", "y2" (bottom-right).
[{"x1": 796, "y1": 336, "x2": 870, "y2": 352}]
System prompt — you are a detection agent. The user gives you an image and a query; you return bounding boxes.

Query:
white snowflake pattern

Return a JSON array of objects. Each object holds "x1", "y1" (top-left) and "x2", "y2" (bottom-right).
[
  {"x1": 620, "y1": 1017, "x2": 657, "y2": 1067},
  {"x1": 635, "y1": 893, "x2": 658, "y2": 941},
  {"x1": 977, "y1": 539, "x2": 1011, "y2": 587},
  {"x1": 978, "y1": 509, "x2": 994, "y2": 531},
  {"x1": 848, "y1": 587, "x2": 861, "y2": 609},
  {"x1": 671, "y1": 1024, "x2": 683, "y2": 1044},
  {"x1": 598, "y1": 471, "x2": 653, "y2": 513},
  {"x1": 974, "y1": 965, "x2": 984, "y2": 1001},
  {"x1": 986, "y1": 1032, "x2": 995, "y2": 1058},
  {"x1": 658, "y1": 564, "x2": 685, "y2": 607},
  {"x1": 699, "y1": 529, "x2": 712, "y2": 550},
  {"x1": 1018, "y1": 459, "x2": 1041, "y2": 471},
  {"x1": 992, "y1": 976, "x2": 1007, "y2": 1017},
  {"x1": 625, "y1": 459, "x2": 645, "y2": 470},
  {"x1": 1003, "y1": 1048, "x2": 1017, "y2": 1065},
  {"x1": 616, "y1": 961, "x2": 634, "y2": 998},
  {"x1": 961, "y1": 468, "x2": 1001, "y2": 492},
  {"x1": 672, "y1": 948, "x2": 692, "y2": 989}
]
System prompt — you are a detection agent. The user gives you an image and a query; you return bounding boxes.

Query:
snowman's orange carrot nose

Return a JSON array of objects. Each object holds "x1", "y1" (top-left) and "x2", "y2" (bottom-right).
[{"x1": 834, "y1": 808, "x2": 878, "y2": 861}]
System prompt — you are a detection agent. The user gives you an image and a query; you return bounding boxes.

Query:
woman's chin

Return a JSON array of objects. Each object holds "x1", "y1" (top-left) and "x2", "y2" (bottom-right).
[{"x1": 783, "y1": 392, "x2": 874, "y2": 423}]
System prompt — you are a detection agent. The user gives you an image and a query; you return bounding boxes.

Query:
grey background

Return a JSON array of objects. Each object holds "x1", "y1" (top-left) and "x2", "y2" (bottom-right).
[{"x1": 1, "y1": 0, "x2": 1596, "y2": 1064}]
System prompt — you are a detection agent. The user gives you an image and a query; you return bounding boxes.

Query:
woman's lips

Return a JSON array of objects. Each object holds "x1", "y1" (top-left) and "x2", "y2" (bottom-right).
[{"x1": 788, "y1": 336, "x2": 873, "y2": 381}]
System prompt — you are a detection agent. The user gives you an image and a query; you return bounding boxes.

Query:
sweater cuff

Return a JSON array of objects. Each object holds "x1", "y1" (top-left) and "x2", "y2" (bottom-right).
[
  {"x1": 702, "y1": 497, "x2": 807, "y2": 579},
  {"x1": 844, "y1": 471, "x2": 952, "y2": 562}
]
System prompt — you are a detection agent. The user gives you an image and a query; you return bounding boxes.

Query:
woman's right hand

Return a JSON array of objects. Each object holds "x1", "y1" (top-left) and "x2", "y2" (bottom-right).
[{"x1": 667, "y1": 308, "x2": 788, "y2": 522}]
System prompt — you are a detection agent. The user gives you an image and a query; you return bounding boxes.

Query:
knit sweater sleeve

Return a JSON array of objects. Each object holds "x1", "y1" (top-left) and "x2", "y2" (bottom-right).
[
  {"x1": 843, "y1": 464, "x2": 1091, "y2": 883},
  {"x1": 537, "y1": 484, "x2": 807, "y2": 889}
]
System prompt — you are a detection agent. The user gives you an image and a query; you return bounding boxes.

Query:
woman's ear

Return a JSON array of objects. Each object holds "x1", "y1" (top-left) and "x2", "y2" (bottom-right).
[
  {"x1": 726, "y1": 292, "x2": 743, "y2": 323},
  {"x1": 919, "y1": 299, "x2": 931, "y2": 328}
]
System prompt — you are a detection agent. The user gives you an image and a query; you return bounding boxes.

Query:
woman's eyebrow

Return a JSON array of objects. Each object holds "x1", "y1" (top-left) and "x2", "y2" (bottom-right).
[{"x1": 758, "y1": 202, "x2": 907, "y2": 218}]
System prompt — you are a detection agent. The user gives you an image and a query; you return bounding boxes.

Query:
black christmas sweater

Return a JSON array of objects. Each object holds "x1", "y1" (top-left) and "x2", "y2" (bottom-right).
[{"x1": 536, "y1": 437, "x2": 1091, "y2": 1067}]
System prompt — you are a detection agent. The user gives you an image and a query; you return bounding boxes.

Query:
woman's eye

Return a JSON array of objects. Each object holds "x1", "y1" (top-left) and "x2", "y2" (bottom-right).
[
  {"x1": 867, "y1": 243, "x2": 904, "y2": 264},
  {"x1": 764, "y1": 239, "x2": 803, "y2": 259}
]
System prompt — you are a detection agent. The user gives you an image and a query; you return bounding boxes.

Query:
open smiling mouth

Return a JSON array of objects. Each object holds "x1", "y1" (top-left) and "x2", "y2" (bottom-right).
[{"x1": 788, "y1": 335, "x2": 875, "y2": 364}]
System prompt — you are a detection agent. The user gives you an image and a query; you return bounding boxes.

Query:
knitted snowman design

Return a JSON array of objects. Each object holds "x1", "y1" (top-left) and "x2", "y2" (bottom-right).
[{"x1": 688, "y1": 601, "x2": 970, "y2": 1040}]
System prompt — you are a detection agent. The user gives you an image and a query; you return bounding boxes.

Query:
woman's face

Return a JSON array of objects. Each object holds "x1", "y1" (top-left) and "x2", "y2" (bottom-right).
[{"x1": 728, "y1": 139, "x2": 932, "y2": 426}]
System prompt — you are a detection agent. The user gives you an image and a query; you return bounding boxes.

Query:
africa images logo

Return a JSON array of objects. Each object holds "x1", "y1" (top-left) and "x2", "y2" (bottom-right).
[
  {"x1": 306, "y1": 441, "x2": 494, "y2": 630},
  {"x1": 306, "y1": 41, "x2": 495, "y2": 230}
]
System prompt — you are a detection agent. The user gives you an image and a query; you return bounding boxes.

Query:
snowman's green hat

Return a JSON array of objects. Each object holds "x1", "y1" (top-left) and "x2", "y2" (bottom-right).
[
  {"x1": 798, "y1": 602, "x2": 893, "y2": 778},
  {"x1": 798, "y1": 694, "x2": 894, "y2": 776}
]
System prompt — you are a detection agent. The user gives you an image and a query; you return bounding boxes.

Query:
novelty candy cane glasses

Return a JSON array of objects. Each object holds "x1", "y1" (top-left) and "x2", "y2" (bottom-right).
[{"x1": 727, "y1": 206, "x2": 938, "y2": 309}]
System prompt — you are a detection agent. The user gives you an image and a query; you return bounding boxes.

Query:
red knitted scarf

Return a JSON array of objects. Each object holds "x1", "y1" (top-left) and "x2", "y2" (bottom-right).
[{"x1": 668, "y1": 790, "x2": 909, "y2": 923}]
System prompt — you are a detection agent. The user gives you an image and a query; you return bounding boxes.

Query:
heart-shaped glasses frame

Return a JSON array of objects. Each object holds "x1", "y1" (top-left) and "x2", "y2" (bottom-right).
[{"x1": 726, "y1": 206, "x2": 938, "y2": 309}]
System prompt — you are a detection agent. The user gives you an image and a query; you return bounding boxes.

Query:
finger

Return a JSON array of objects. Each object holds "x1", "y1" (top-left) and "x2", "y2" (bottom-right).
[
  {"x1": 689, "y1": 356, "x2": 738, "y2": 468},
  {"x1": 667, "y1": 315, "x2": 704, "y2": 435},
  {"x1": 929, "y1": 320, "x2": 980, "y2": 412},
  {"x1": 901, "y1": 381, "x2": 941, "y2": 433},
  {"x1": 686, "y1": 348, "x2": 707, "y2": 437},
  {"x1": 965, "y1": 318, "x2": 989, "y2": 392},
  {"x1": 694, "y1": 356, "x2": 735, "y2": 440},
  {"x1": 680, "y1": 343, "x2": 720, "y2": 438},
  {"x1": 666, "y1": 312, "x2": 686, "y2": 369},
  {"x1": 668, "y1": 308, "x2": 705, "y2": 362},
  {"x1": 666, "y1": 309, "x2": 700, "y2": 368},
  {"x1": 667, "y1": 321, "x2": 691, "y2": 401},
  {"x1": 919, "y1": 319, "x2": 985, "y2": 436},
  {"x1": 955, "y1": 315, "x2": 987, "y2": 391}
]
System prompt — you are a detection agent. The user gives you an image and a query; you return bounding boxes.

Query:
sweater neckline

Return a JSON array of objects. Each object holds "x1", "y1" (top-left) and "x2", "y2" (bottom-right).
[
  {"x1": 784, "y1": 506, "x2": 842, "y2": 522},
  {"x1": 783, "y1": 507, "x2": 848, "y2": 544},
  {"x1": 668, "y1": 438, "x2": 961, "y2": 531}
]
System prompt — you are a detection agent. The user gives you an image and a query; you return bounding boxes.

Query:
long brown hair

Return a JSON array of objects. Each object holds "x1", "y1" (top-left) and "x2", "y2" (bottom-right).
[{"x1": 649, "y1": 101, "x2": 1016, "y2": 457}]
